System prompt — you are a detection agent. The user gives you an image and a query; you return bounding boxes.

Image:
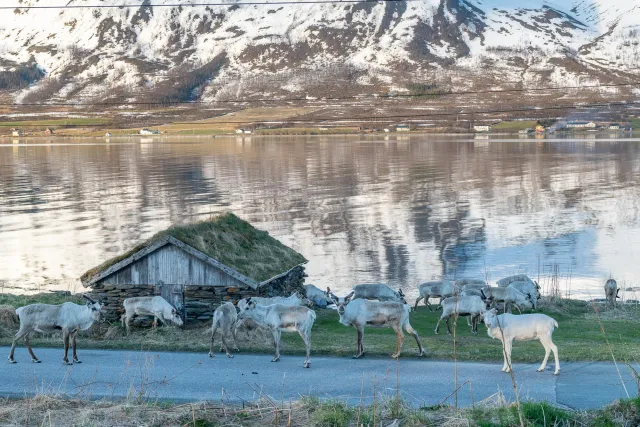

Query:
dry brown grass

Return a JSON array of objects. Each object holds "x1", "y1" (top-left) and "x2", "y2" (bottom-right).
[
  {"x1": 0, "y1": 305, "x2": 18, "y2": 330},
  {"x1": 1, "y1": 393, "x2": 639, "y2": 427},
  {"x1": 159, "y1": 106, "x2": 320, "y2": 132}
]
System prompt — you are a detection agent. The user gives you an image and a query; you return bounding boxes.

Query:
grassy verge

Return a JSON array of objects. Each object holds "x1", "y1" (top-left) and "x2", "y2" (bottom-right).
[
  {"x1": 1, "y1": 394, "x2": 639, "y2": 426},
  {"x1": 0, "y1": 118, "x2": 111, "y2": 127},
  {"x1": 1, "y1": 294, "x2": 640, "y2": 363}
]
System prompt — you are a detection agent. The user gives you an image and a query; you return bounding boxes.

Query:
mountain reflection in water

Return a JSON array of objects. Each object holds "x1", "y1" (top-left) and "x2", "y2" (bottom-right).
[{"x1": 1, "y1": 135, "x2": 639, "y2": 300}]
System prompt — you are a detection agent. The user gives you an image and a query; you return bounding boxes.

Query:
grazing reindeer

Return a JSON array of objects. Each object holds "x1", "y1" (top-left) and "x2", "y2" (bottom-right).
[
  {"x1": 327, "y1": 288, "x2": 425, "y2": 359},
  {"x1": 352, "y1": 284, "x2": 407, "y2": 304},
  {"x1": 435, "y1": 293, "x2": 492, "y2": 335},
  {"x1": 414, "y1": 280, "x2": 457, "y2": 310},
  {"x1": 238, "y1": 298, "x2": 316, "y2": 368},
  {"x1": 604, "y1": 279, "x2": 619, "y2": 307},
  {"x1": 9, "y1": 295, "x2": 102, "y2": 365},
  {"x1": 210, "y1": 302, "x2": 239, "y2": 358},
  {"x1": 121, "y1": 296, "x2": 183, "y2": 335}
]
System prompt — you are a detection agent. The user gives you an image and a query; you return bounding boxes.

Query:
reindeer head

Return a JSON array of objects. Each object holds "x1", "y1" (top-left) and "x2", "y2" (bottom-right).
[
  {"x1": 237, "y1": 297, "x2": 258, "y2": 319},
  {"x1": 82, "y1": 294, "x2": 103, "y2": 322},
  {"x1": 482, "y1": 308, "x2": 499, "y2": 329},
  {"x1": 480, "y1": 289, "x2": 494, "y2": 309},
  {"x1": 325, "y1": 287, "x2": 354, "y2": 315},
  {"x1": 526, "y1": 292, "x2": 537, "y2": 310},
  {"x1": 169, "y1": 307, "x2": 184, "y2": 327}
]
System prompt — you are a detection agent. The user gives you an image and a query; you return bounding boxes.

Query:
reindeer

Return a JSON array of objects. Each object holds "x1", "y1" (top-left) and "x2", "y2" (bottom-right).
[
  {"x1": 352, "y1": 284, "x2": 407, "y2": 304},
  {"x1": 238, "y1": 298, "x2": 316, "y2": 368},
  {"x1": 604, "y1": 279, "x2": 619, "y2": 307},
  {"x1": 327, "y1": 288, "x2": 425, "y2": 359},
  {"x1": 121, "y1": 296, "x2": 183, "y2": 335},
  {"x1": 210, "y1": 302, "x2": 239, "y2": 358},
  {"x1": 9, "y1": 295, "x2": 102, "y2": 365}
]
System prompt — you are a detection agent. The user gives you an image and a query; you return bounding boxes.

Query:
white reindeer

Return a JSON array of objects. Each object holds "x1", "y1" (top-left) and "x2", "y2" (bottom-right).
[
  {"x1": 304, "y1": 284, "x2": 332, "y2": 308},
  {"x1": 604, "y1": 279, "x2": 619, "y2": 307},
  {"x1": 238, "y1": 298, "x2": 316, "y2": 368},
  {"x1": 497, "y1": 274, "x2": 541, "y2": 301},
  {"x1": 435, "y1": 294, "x2": 491, "y2": 335},
  {"x1": 9, "y1": 295, "x2": 102, "y2": 365},
  {"x1": 240, "y1": 291, "x2": 311, "y2": 308},
  {"x1": 483, "y1": 309, "x2": 560, "y2": 375},
  {"x1": 352, "y1": 284, "x2": 407, "y2": 304},
  {"x1": 209, "y1": 302, "x2": 239, "y2": 358},
  {"x1": 121, "y1": 296, "x2": 183, "y2": 335},
  {"x1": 327, "y1": 289, "x2": 425, "y2": 359},
  {"x1": 414, "y1": 280, "x2": 457, "y2": 310},
  {"x1": 488, "y1": 286, "x2": 534, "y2": 314}
]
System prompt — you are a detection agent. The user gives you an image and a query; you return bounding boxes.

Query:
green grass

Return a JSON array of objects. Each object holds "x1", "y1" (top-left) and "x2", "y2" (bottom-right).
[
  {"x1": 80, "y1": 213, "x2": 307, "y2": 284},
  {"x1": 2, "y1": 296, "x2": 640, "y2": 364},
  {"x1": 0, "y1": 118, "x2": 111, "y2": 127},
  {"x1": 629, "y1": 118, "x2": 640, "y2": 129},
  {"x1": 492, "y1": 121, "x2": 539, "y2": 131}
]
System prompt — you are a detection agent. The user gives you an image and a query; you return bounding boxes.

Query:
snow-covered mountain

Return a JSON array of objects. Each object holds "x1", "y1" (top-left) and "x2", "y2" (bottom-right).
[{"x1": 0, "y1": 0, "x2": 638, "y2": 103}]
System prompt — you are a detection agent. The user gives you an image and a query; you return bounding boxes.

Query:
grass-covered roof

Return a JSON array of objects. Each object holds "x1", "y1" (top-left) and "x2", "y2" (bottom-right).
[{"x1": 81, "y1": 213, "x2": 306, "y2": 284}]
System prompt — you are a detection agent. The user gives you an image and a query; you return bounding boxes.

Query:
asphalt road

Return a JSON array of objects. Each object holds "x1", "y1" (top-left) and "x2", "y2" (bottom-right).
[{"x1": 0, "y1": 346, "x2": 637, "y2": 409}]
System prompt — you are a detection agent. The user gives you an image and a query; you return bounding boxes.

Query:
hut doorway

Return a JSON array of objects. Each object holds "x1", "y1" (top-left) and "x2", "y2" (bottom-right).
[{"x1": 155, "y1": 281, "x2": 185, "y2": 320}]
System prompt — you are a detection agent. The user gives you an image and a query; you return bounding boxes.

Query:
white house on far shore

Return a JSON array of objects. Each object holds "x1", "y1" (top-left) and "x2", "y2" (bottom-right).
[
  {"x1": 567, "y1": 121, "x2": 596, "y2": 128},
  {"x1": 473, "y1": 125, "x2": 491, "y2": 132}
]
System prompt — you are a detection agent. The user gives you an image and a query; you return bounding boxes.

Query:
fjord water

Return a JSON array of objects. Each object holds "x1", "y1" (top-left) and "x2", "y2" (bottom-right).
[{"x1": 1, "y1": 135, "x2": 639, "y2": 300}]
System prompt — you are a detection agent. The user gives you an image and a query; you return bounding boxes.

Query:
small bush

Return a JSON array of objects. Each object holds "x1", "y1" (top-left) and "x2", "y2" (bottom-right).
[
  {"x1": 520, "y1": 401, "x2": 573, "y2": 426},
  {"x1": 308, "y1": 400, "x2": 353, "y2": 427}
]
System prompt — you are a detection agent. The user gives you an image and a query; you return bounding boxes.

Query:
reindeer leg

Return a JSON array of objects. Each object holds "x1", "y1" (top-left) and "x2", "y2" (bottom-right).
[
  {"x1": 231, "y1": 324, "x2": 240, "y2": 352},
  {"x1": 405, "y1": 322, "x2": 425, "y2": 356},
  {"x1": 353, "y1": 326, "x2": 365, "y2": 359},
  {"x1": 25, "y1": 333, "x2": 40, "y2": 363},
  {"x1": 298, "y1": 328, "x2": 311, "y2": 368},
  {"x1": 9, "y1": 328, "x2": 29, "y2": 364},
  {"x1": 209, "y1": 324, "x2": 217, "y2": 358},
  {"x1": 425, "y1": 297, "x2": 434, "y2": 311},
  {"x1": 445, "y1": 316, "x2": 453, "y2": 335},
  {"x1": 71, "y1": 329, "x2": 81, "y2": 363},
  {"x1": 271, "y1": 329, "x2": 281, "y2": 362},
  {"x1": 125, "y1": 314, "x2": 133, "y2": 336},
  {"x1": 414, "y1": 295, "x2": 423, "y2": 310},
  {"x1": 221, "y1": 333, "x2": 233, "y2": 358},
  {"x1": 391, "y1": 326, "x2": 404, "y2": 359},
  {"x1": 62, "y1": 330, "x2": 72, "y2": 365},
  {"x1": 434, "y1": 315, "x2": 444, "y2": 335}
]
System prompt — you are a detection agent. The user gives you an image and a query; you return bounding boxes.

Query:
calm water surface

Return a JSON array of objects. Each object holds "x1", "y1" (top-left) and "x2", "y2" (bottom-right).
[{"x1": 2, "y1": 135, "x2": 640, "y2": 300}]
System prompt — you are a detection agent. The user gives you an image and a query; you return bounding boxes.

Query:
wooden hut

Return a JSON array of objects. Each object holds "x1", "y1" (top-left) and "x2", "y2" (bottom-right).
[{"x1": 81, "y1": 213, "x2": 307, "y2": 322}]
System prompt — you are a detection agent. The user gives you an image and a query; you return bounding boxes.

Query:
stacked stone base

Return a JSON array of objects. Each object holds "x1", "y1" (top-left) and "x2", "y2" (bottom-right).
[{"x1": 89, "y1": 266, "x2": 307, "y2": 324}]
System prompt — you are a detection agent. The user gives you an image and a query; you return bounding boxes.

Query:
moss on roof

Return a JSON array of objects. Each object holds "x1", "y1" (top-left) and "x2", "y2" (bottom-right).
[{"x1": 81, "y1": 213, "x2": 307, "y2": 284}]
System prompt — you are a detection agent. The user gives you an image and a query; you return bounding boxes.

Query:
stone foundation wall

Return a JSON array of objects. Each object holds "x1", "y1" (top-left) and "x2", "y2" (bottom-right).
[
  {"x1": 89, "y1": 266, "x2": 306, "y2": 323},
  {"x1": 90, "y1": 284, "x2": 155, "y2": 322}
]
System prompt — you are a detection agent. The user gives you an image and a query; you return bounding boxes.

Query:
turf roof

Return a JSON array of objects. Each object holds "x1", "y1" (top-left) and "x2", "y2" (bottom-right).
[{"x1": 81, "y1": 213, "x2": 307, "y2": 284}]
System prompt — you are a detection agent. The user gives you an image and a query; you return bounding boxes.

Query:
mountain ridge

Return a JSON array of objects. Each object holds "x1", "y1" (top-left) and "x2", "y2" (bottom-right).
[{"x1": 0, "y1": 0, "x2": 638, "y2": 104}]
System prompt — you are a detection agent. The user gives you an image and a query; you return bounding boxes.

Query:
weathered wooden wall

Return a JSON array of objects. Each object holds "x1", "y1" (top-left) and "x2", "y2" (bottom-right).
[{"x1": 95, "y1": 244, "x2": 247, "y2": 288}]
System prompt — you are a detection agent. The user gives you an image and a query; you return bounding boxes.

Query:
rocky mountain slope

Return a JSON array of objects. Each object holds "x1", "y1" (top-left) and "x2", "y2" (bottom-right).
[{"x1": 0, "y1": 0, "x2": 638, "y2": 104}]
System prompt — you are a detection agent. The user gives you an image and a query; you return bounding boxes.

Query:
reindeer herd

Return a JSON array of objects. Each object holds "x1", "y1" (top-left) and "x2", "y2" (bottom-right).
[{"x1": 6, "y1": 275, "x2": 620, "y2": 375}]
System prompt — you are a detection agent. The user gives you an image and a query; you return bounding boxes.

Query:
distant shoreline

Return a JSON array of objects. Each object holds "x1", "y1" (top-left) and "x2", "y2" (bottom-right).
[{"x1": 1, "y1": 129, "x2": 638, "y2": 141}]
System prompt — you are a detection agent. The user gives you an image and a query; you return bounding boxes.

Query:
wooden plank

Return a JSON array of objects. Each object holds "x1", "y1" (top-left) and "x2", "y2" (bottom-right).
[
  {"x1": 165, "y1": 236, "x2": 258, "y2": 288},
  {"x1": 86, "y1": 236, "x2": 173, "y2": 285}
]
